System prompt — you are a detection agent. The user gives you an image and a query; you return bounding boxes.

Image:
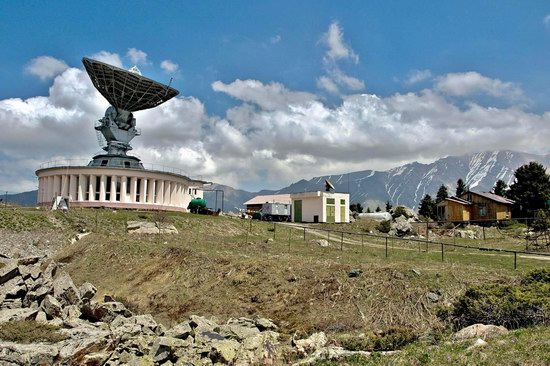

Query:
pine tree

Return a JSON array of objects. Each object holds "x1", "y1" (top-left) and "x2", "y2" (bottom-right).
[
  {"x1": 507, "y1": 162, "x2": 550, "y2": 216},
  {"x1": 436, "y1": 184, "x2": 449, "y2": 203},
  {"x1": 456, "y1": 178, "x2": 467, "y2": 197},
  {"x1": 366, "y1": 207, "x2": 372, "y2": 213},
  {"x1": 493, "y1": 179, "x2": 508, "y2": 197},
  {"x1": 375, "y1": 206, "x2": 381, "y2": 212},
  {"x1": 418, "y1": 194, "x2": 436, "y2": 220},
  {"x1": 385, "y1": 200, "x2": 392, "y2": 212}
]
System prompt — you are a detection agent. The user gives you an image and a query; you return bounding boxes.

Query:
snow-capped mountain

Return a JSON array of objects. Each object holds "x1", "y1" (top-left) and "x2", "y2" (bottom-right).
[{"x1": 207, "y1": 150, "x2": 550, "y2": 211}]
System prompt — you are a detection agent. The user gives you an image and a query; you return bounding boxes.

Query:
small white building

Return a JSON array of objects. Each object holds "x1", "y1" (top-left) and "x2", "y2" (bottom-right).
[{"x1": 290, "y1": 191, "x2": 349, "y2": 223}]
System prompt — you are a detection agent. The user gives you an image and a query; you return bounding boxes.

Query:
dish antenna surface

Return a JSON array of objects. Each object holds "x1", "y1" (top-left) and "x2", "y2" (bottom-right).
[
  {"x1": 82, "y1": 57, "x2": 179, "y2": 168},
  {"x1": 325, "y1": 179, "x2": 335, "y2": 192}
]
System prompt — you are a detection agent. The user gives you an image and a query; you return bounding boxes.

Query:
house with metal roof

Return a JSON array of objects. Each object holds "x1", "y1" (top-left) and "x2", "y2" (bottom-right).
[
  {"x1": 243, "y1": 194, "x2": 291, "y2": 213},
  {"x1": 436, "y1": 191, "x2": 514, "y2": 222}
]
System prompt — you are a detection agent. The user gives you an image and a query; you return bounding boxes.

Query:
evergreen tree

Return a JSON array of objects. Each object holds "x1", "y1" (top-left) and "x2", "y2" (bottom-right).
[
  {"x1": 366, "y1": 207, "x2": 372, "y2": 213},
  {"x1": 418, "y1": 194, "x2": 436, "y2": 220},
  {"x1": 493, "y1": 179, "x2": 508, "y2": 197},
  {"x1": 385, "y1": 200, "x2": 392, "y2": 212},
  {"x1": 507, "y1": 162, "x2": 550, "y2": 216},
  {"x1": 375, "y1": 206, "x2": 381, "y2": 212},
  {"x1": 350, "y1": 203, "x2": 364, "y2": 213},
  {"x1": 436, "y1": 184, "x2": 449, "y2": 203},
  {"x1": 456, "y1": 178, "x2": 467, "y2": 197}
]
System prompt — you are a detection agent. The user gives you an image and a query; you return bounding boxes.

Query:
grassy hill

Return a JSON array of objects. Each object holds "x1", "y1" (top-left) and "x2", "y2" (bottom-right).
[{"x1": 0, "y1": 207, "x2": 549, "y2": 365}]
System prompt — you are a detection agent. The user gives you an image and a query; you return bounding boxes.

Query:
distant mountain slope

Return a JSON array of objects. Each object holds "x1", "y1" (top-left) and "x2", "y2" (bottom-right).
[
  {"x1": 272, "y1": 150, "x2": 550, "y2": 209},
  {"x1": 4, "y1": 190, "x2": 37, "y2": 207}
]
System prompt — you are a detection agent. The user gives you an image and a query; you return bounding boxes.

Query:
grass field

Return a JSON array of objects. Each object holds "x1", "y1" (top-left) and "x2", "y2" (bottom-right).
[{"x1": 1, "y1": 207, "x2": 549, "y2": 364}]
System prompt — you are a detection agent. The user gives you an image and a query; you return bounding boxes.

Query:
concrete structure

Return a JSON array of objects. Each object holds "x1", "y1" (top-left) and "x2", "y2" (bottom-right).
[
  {"x1": 436, "y1": 191, "x2": 514, "y2": 222},
  {"x1": 36, "y1": 58, "x2": 206, "y2": 211},
  {"x1": 290, "y1": 191, "x2": 349, "y2": 223},
  {"x1": 36, "y1": 163, "x2": 205, "y2": 211},
  {"x1": 244, "y1": 194, "x2": 291, "y2": 213}
]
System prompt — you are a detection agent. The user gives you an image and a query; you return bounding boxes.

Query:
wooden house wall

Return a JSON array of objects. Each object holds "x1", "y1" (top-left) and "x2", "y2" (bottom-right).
[
  {"x1": 438, "y1": 201, "x2": 470, "y2": 221},
  {"x1": 462, "y1": 193, "x2": 512, "y2": 220}
]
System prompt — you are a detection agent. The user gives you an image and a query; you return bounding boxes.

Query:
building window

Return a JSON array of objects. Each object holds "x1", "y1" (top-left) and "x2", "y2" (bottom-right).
[
  {"x1": 340, "y1": 199, "x2": 345, "y2": 205},
  {"x1": 326, "y1": 198, "x2": 335, "y2": 204},
  {"x1": 479, "y1": 204, "x2": 487, "y2": 217}
]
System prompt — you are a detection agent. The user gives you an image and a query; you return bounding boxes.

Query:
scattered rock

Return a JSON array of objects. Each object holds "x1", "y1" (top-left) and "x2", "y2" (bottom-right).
[
  {"x1": 390, "y1": 216, "x2": 413, "y2": 237},
  {"x1": 311, "y1": 239, "x2": 330, "y2": 247},
  {"x1": 127, "y1": 221, "x2": 179, "y2": 234},
  {"x1": 79, "y1": 282, "x2": 97, "y2": 302},
  {"x1": 426, "y1": 292, "x2": 440, "y2": 303},
  {"x1": 347, "y1": 269, "x2": 363, "y2": 278},
  {"x1": 294, "y1": 332, "x2": 328, "y2": 356},
  {"x1": 467, "y1": 338, "x2": 488, "y2": 350},
  {"x1": 453, "y1": 324, "x2": 509, "y2": 341},
  {"x1": 41, "y1": 295, "x2": 63, "y2": 319}
]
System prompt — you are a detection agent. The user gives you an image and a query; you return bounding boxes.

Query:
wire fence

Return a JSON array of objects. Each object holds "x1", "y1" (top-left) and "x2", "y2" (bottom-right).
[{"x1": 235, "y1": 220, "x2": 550, "y2": 271}]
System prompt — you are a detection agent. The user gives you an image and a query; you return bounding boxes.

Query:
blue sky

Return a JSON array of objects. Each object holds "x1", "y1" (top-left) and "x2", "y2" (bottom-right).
[{"x1": 1, "y1": 1, "x2": 550, "y2": 192}]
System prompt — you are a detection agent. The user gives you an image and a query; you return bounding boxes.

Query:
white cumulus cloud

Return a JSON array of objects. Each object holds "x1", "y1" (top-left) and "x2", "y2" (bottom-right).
[
  {"x1": 405, "y1": 69, "x2": 432, "y2": 85},
  {"x1": 90, "y1": 51, "x2": 123, "y2": 68},
  {"x1": 321, "y1": 21, "x2": 359, "y2": 63},
  {"x1": 25, "y1": 56, "x2": 69, "y2": 81},
  {"x1": 435, "y1": 71, "x2": 524, "y2": 100},
  {"x1": 160, "y1": 60, "x2": 179, "y2": 73},
  {"x1": 126, "y1": 48, "x2": 148, "y2": 65}
]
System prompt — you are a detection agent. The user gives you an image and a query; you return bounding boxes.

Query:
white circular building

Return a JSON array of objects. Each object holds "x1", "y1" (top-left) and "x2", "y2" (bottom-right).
[{"x1": 36, "y1": 58, "x2": 207, "y2": 211}]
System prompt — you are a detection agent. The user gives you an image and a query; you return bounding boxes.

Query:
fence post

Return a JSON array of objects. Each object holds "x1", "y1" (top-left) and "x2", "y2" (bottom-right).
[
  {"x1": 361, "y1": 234, "x2": 364, "y2": 253},
  {"x1": 288, "y1": 226, "x2": 291, "y2": 252},
  {"x1": 273, "y1": 223, "x2": 276, "y2": 240},
  {"x1": 249, "y1": 219, "x2": 252, "y2": 232},
  {"x1": 482, "y1": 225, "x2": 486, "y2": 241},
  {"x1": 340, "y1": 232, "x2": 344, "y2": 251},
  {"x1": 514, "y1": 252, "x2": 517, "y2": 270},
  {"x1": 303, "y1": 227, "x2": 306, "y2": 241},
  {"x1": 385, "y1": 237, "x2": 388, "y2": 257},
  {"x1": 426, "y1": 221, "x2": 429, "y2": 241},
  {"x1": 328, "y1": 230, "x2": 330, "y2": 244}
]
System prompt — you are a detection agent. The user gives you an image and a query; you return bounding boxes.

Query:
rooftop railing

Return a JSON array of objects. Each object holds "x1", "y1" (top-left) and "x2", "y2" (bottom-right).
[{"x1": 37, "y1": 159, "x2": 204, "y2": 182}]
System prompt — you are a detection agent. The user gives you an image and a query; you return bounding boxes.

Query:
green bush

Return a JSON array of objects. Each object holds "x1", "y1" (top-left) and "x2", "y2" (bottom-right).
[
  {"x1": 376, "y1": 220, "x2": 391, "y2": 234},
  {"x1": 392, "y1": 206, "x2": 410, "y2": 219},
  {"x1": 446, "y1": 269, "x2": 550, "y2": 329}
]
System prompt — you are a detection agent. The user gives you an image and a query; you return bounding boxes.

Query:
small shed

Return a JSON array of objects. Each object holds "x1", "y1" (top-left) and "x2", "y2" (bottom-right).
[
  {"x1": 436, "y1": 196, "x2": 471, "y2": 222},
  {"x1": 290, "y1": 191, "x2": 349, "y2": 223},
  {"x1": 244, "y1": 194, "x2": 291, "y2": 213}
]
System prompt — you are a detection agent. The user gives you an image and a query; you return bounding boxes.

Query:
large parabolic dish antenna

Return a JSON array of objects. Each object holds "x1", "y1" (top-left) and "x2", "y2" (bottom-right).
[
  {"x1": 82, "y1": 58, "x2": 179, "y2": 168},
  {"x1": 82, "y1": 57, "x2": 179, "y2": 111}
]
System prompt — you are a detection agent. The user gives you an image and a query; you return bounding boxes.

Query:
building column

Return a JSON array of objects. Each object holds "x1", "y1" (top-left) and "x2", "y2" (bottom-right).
[
  {"x1": 130, "y1": 177, "x2": 137, "y2": 203},
  {"x1": 147, "y1": 179, "x2": 155, "y2": 204},
  {"x1": 69, "y1": 175, "x2": 77, "y2": 201},
  {"x1": 156, "y1": 180, "x2": 164, "y2": 204},
  {"x1": 89, "y1": 175, "x2": 96, "y2": 201},
  {"x1": 120, "y1": 176, "x2": 127, "y2": 203},
  {"x1": 110, "y1": 176, "x2": 117, "y2": 202},
  {"x1": 99, "y1": 175, "x2": 106, "y2": 202},
  {"x1": 140, "y1": 178, "x2": 148, "y2": 203},
  {"x1": 170, "y1": 182, "x2": 177, "y2": 206},
  {"x1": 52, "y1": 175, "x2": 61, "y2": 197},
  {"x1": 176, "y1": 183, "x2": 182, "y2": 207},
  {"x1": 77, "y1": 174, "x2": 86, "y2": 201},
  {"x1": 164, "y1": 181, "x2": 171, "y2": 205}
]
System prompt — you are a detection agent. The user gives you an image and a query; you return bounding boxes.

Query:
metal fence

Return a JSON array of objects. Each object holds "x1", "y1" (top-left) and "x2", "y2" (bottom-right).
[{"x1": 256, "y1": 222, "x2": 550, "y2": 270}]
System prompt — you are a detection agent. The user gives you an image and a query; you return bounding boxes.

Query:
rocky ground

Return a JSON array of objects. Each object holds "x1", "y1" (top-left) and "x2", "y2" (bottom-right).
[{"x1": 0, "y1": 257, "x2": 406, "y2": 365}]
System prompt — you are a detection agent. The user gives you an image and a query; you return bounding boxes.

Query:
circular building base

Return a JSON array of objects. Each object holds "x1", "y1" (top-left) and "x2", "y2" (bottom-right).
[{"x1": 36, "y1": 165, "x2": 205, "y2": 212}]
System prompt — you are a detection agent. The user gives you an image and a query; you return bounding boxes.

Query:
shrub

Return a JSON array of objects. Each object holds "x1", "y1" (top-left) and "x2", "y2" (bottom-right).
[
  {"x1": 338, "y1": 326, "x2": 417, "y2": 351},
  {"x1": 445, "y1": 269, "x2": 550, "y2": 329},
  {"x1": 376, "y1": 220, "x2": 391, "y2": 234},
  {"x1": 392, "y1": 206, "x2": 410, "y2": 220},
  {"x1": 0, "y1": 320, "x2": 66, "y2": 343}
]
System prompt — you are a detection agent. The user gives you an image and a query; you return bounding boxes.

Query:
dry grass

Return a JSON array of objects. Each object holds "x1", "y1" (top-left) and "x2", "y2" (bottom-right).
[{"x1": 0, "y1": 320, "x2": 66, "y2": 344}]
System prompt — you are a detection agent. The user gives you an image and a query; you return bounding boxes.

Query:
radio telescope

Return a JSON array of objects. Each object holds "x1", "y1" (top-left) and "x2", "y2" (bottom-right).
[{"x1": 82, "y1": 57, "x2": 179, "y2": 168}]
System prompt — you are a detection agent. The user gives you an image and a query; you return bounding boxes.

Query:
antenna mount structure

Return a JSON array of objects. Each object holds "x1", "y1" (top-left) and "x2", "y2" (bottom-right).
[
  {"x1": 82, "y1": 57, "x2": 179, "y2": 168},
  {"x1": 325, "y1": 179, "x2": 335, "y2": 192}
]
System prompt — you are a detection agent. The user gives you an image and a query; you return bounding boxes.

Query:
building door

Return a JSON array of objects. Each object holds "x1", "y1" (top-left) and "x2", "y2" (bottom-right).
[
  {"x1": 326, "y1": 205, "x2": 335, "y2": 223},
  {"x1": 340, "y1": 205, "x2": 346, "y2": 223},
  {"x1": 294, "y1": 200, "x2": 302, "y2": 222}
]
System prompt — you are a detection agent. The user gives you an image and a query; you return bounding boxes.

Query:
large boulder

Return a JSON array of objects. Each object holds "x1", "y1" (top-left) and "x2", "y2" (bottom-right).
[
  {"x1": 81, "y1": 301, "x2": 132, "y2": 323},
  {"x1": 294, "y1": 332, "x2": 328, "y2": 356},
  {"x1": 390, "y1": 215, "x2": 413, "y2": 237},
  {"x1": 41, "y1": 295, "x2": 63, "y2": 319},
  {"x1": 0, "y1": 308, "x2": 39, "y2": 322},
  {"x1": 52, "y1": 271, "x2": 81, "y2": 306},
  {"x1": 0, "y1": 342, "x2": 60, "y2": 365},
  {"x1": 453, "y1": 324, "x2": 509, "y2": 341}
]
